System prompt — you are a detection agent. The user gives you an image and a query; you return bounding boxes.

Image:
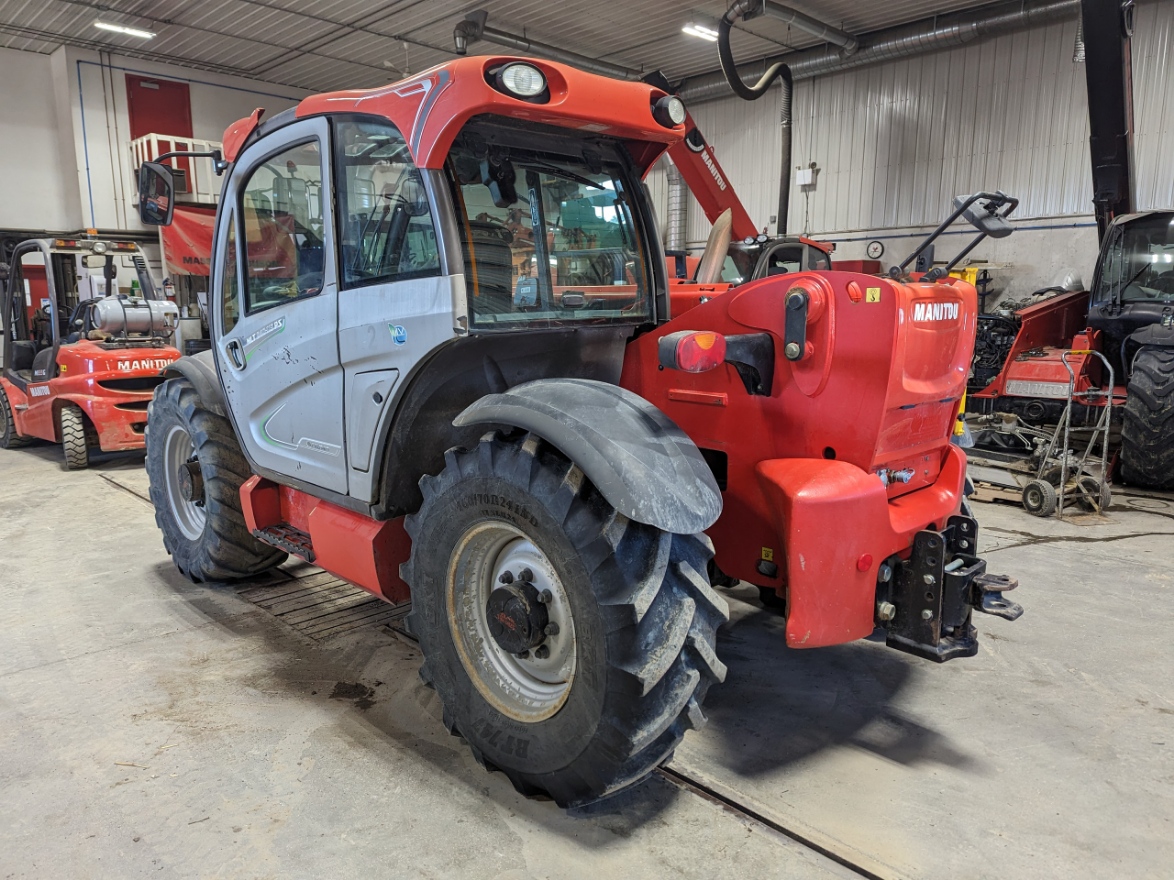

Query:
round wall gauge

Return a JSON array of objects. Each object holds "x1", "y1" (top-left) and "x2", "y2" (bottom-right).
[{"x1": 866, "y1": 240, "x2": 885, "y2": 259}]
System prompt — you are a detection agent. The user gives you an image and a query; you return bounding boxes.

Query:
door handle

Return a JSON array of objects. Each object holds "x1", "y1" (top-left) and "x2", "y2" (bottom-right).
[{"x1": 224, "y1": 338, "x2": 246, "y2": 370}]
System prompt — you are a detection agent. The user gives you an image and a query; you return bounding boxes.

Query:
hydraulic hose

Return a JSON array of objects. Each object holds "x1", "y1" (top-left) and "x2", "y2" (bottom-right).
[{"x1": 718, "y1": 0, "x2": 792, "y2": 101}]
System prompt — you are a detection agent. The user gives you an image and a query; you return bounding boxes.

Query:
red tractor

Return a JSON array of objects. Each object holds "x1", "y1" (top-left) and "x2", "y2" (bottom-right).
[
  {"x1": 136, "y1": 56, "x2": 1019, "y2": 808},
  {"x1": 0, "y1": 237, "x2": 181, "y2": 468}
]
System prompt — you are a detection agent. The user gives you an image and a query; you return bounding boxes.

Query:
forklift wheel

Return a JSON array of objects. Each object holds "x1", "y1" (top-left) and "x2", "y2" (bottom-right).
[
  {"x1": 403, "y1": 431, "x2": 728, "y2": 808},
  {"x1": 145, "y1": 377, "x2": 287, "y2": 582},
  {"x1": 0, "y1": 388, "x2": 32, "y2": 449},
  {"x1": 60, "y1": 405, "x2": 90, "y2": 470},
  {"x1": 1021, "y1": 479, "x2": 1057, "y2": 518}
]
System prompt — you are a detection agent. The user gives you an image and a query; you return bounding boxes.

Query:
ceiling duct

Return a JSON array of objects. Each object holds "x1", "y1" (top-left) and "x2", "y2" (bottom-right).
[
  {"x1": 679, "y1": 0, "x2": 1080, "y2": 103},
  {"x1": 453, "y1": 11, "x2": 642, "y2": 80}
]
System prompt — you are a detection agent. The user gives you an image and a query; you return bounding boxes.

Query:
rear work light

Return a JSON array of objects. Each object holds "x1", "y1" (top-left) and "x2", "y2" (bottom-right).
[
  {"x1": 493, "y1": 63, "x2": 548, "y2": 101},
  {"x1": 652, "y1": 95, "x2": 687, "y2": 128},
  {"x1": 659, "y1": 330, "x2": 727, "y2": 373}
]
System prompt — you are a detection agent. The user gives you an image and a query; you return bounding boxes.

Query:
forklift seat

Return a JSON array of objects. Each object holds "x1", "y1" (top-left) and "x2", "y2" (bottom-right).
[{"x1": 10, "y1": 340, "x2": 35, "y2": 373}]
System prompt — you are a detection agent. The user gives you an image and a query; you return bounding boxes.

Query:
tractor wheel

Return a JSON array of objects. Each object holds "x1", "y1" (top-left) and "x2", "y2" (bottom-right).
[
  {"x1": 60, "y1": 404, "x2": 90, "y2": 469},
  {"x1": 0, "y1": 388, "x2": 32, "y2": 449},
  {"x1": 1022, "y1": 479, "x2": 1057, "y2": 517},
  {"x1": 145, "y1": 377, "x2": 286, "y2": 582},
  {"x1": 1122, "y1": 348, "x2": 1174, "y2": 490},
  {"x1": 403, "y1": 431, "x2": 728, "y2": 808}
]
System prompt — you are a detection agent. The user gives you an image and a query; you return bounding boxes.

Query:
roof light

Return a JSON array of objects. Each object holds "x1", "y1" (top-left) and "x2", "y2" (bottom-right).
[
  {"x1": 683, "y1": 24, "x2": 719, "y2": 42},
  {"x1": 652, "y1": 95, "x2": 687, "y2": 128},
  {"x1": 498, "y1": 63, "x2": 546, "y2": 98},
  {"x1": 94, "y1": 21, "x2": 155, "y2": 39},
  {"x1": 658, "y1": 330, "x2": 727, "y2": 373}
]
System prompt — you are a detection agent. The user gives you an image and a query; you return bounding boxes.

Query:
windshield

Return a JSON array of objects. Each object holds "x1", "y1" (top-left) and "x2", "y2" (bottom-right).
[
  {"x1": 447, "y1": 129, "x2": 652, "y2": 330},
  {"x1": 1098, "y1": 214, "x2": 1174, "y2": 303}
]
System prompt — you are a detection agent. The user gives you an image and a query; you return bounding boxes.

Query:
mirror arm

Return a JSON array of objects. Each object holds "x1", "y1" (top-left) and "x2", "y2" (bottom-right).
[{"x1": 155, "y1": 148, "x2": 229, "y2": 175}]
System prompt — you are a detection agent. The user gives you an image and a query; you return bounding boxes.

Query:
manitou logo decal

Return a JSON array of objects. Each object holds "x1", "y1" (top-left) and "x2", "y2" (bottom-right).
[
  {"x1": 117, "y1": 358, "x2": 175, "y2": 372},
  {"x1": 912, "y1": 301, "x2": 960, "y2": 322},
  {"x1": 29, "y1": 385, "x2": 50, "y2": 397},
  {"x1": 699, "y1": 150, "x2": 727, "y2": 192}
]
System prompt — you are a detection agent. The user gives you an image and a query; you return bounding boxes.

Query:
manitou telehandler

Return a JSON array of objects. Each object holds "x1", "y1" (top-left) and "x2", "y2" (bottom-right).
[
  {"x1": 137, "y1": 55, "x2": 1020, "y2": 808},
  {"x1": 0, "y1": 237, "x2": 180, "y2": 468}
]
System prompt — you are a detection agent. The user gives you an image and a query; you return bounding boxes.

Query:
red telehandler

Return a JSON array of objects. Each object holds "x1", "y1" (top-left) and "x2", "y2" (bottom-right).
[{"x1": 135, "y1": 55, "x2": 1020, "y2": 808}]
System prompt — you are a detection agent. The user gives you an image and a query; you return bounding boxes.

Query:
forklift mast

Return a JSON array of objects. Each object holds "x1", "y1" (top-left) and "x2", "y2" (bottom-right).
[{"x1": 1080, "y1": 0, "x2": 1136, "y2": 241}]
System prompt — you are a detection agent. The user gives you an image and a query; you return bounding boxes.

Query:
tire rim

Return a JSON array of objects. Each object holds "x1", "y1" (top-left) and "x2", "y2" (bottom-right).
[
  {"x1": 163, "y1": 424, "x2": 206, "y2": 541},
  {"x1": 447, "y1": 522, "x2": 577, "y2": 723}
]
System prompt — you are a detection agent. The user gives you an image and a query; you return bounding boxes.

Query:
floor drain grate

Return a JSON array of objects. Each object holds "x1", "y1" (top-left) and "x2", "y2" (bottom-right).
[{"x1": 236, "y1": 563, "x2": 409, "y2": 641}]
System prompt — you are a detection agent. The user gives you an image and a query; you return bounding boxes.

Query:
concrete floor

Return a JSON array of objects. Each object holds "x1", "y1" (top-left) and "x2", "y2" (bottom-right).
[{"x1": 1, "y1": 444, "x2": 1172, "y2": 879}]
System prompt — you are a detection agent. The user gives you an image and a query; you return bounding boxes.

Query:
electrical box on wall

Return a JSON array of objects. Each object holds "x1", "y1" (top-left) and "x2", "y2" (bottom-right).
[{"x1": 795, "y1": 167, "x2": 815, "y2": 187}]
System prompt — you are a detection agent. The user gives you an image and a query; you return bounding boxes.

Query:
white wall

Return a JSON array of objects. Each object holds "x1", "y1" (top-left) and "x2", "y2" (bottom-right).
[
  {"x1": 0, "y1": 47, "x2": 73, "y2": 231},
  {"x1": 654, "y1": 0, "x2": 1173, "y2": 299},
  {"x1": 65, "y1": 48, "x2": 309, "y2": 230}
]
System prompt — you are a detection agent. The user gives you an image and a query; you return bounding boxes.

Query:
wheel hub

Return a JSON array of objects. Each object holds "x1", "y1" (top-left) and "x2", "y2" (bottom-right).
[
  {"x1": 486, "y1": 575, "x2": 550, "y2": 655},
  {"x1": 177, "y1": 460, "x2": 204, "y2": 504}
]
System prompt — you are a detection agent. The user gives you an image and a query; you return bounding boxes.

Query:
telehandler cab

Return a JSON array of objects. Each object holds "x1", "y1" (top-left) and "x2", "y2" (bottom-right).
[{"x1": 139, "y1": 56, "x2": 1019, "y2": 807}]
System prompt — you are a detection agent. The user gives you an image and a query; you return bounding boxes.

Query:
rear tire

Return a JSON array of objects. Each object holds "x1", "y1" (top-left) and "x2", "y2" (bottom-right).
[
  {"x1": 0, "y1": 387, "x2": 32, "y2": 449},
  {"x1": 1022, "y1": 479, "x2": 1057, "y2": 517},
  {"x1": 146, "y1": 377, "x2": 286, "y2": 582},
  {"x1": 404, "y1": 431, "x2": 728, "y2": 808},
  {"x1": 1121, "y1": 348, "x2": 1174, "y2": 490},
  {"x1": 60, "y1": 404, "x2": 90, "y2": 469}
]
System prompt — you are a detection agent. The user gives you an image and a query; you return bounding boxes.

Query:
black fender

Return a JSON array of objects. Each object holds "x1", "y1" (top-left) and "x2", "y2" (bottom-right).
[
  {"x1": 161, "y1": 350, "x2": 227, "y2": 417},
  {"x1": 1129, "y1": 324, "x2": 1174, "y2": 349},
  {"x1": 454, "y1": 378, "x2": 722, "y2": 535}
]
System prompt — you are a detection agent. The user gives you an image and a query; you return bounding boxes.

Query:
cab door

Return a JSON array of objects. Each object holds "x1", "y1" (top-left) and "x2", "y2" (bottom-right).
[{"x1": 213, "y1": 117, "x2": 348, "y2": 495}]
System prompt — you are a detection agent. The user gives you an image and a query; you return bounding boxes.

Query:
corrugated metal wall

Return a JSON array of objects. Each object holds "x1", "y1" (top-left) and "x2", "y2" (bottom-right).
[{"x1": 654, "y1": 0, "x2": 1172, "y2": 245}]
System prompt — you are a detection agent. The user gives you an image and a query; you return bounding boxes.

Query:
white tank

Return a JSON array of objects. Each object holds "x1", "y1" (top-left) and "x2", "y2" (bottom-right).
[{"x1": 91, "y1": 296, "x2": 179, "y2": 335}]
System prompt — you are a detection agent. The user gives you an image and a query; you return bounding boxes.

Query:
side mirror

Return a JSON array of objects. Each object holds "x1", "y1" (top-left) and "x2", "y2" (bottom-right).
[{"x1": 138, "y1": 162, "x2": 175, "y2": 226}]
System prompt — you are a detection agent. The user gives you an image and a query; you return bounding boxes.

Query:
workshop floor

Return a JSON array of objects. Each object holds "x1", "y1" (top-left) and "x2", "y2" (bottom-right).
[{"x1": 1, "y1": 444, "x2": 1171, "y2": 879}]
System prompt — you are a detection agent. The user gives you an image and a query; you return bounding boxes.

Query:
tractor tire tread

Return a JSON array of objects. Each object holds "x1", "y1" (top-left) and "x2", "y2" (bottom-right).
[
  {"x1": 404, "y1": 431, "x2": 727, "y2": 808},
  {"x1": 1122, "y1": 348, "x2": 1174, "y2": 490},
  {"x1": 146, "y1": 378, "x2": 286, "y2": 582},
  {"x1": 0, "y1": 388, "x2": 33, "y2": 449}
]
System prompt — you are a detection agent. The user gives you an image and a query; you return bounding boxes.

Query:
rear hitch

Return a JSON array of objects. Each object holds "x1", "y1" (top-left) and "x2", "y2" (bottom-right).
[{"x1": 878, "y1": 515, "x2": 1022, "y2": 663}]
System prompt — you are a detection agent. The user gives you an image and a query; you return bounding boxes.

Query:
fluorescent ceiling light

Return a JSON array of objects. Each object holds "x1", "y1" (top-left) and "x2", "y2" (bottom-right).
[
  {"x1": 94, "y1": 21, "x2": 156, "y2": 39},
  {"x1": 682, "y1": 23, "x2": 718, "y2": 41}
]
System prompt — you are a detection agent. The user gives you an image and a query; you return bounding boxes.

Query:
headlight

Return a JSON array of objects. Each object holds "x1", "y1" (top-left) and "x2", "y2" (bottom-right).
[
  {"x1": 498, "y1": 63, "x2": 547, "y2": 98},
  {"x1": 91, "y1": 241, "x2": 108, "y2": 254},
  {"x1": 652, "y1": 95, "x2": 687, "y2": 128}
]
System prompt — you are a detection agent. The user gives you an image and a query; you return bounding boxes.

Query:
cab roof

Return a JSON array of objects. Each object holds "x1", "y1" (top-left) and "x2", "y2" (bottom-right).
[{"x1": 222, "y1": 56, "x2": 683, "y2": 173}]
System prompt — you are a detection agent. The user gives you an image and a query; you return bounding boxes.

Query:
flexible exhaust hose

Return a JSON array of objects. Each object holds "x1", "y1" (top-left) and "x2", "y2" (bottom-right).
[{"x1": 718, "y1": 2, "x2": 792, "y2": 101}]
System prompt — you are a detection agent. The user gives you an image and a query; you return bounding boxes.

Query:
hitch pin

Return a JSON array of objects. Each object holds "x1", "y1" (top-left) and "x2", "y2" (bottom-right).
[{"x1": 944, "y1": 558, "x2": 965, "y2": 573}]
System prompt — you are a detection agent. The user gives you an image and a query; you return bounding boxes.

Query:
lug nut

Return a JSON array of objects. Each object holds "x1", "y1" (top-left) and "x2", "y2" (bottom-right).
[
  {"x1": 877, "y1": 601, "x2": 896, "y2": 621},
  {"x1": 519, "y1": 568, "x2": 534, "y2": 583},
  {"x1": 538, "y1": 589, "x2": 553, "y2": 604},
  {"x1": 921, "y1": 609, "x2": 934, "y2": 621},
  {"x1": 923, "y1": 574, "x2": 936, "y2": 585},
  {"x1": 535, "y1": 645, "x2": 550, "y2": 659},
  {"x1": 517, "y1": 649, "x2": 530, "y2": 659},
  {"x1": 544, "y1": 622, "x2": 560, "y2": 636},
  {"x1": 498, "y1": 571, "x2": 514, "y2": 584}
]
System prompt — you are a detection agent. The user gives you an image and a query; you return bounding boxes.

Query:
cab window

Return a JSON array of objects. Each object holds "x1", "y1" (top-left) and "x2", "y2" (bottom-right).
[
  {"x1": 240, "y1": 140, "x2": 325, "y2": 315},
  {"x1": 333, "y1": 119, "x2": 440, "y2": 288},
  {"x1": 220, "y1": 210, "x2": 240, "y2": 333}
]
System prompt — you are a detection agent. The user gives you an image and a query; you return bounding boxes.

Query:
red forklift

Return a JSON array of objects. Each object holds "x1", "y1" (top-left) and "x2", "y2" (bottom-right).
[{"x1": 0, "y1": 236, "x2": 181, "y2": 468}]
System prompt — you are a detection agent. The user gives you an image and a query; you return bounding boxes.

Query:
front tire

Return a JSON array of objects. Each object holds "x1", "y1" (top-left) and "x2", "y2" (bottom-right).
[
  {"x1": 60, "y1": 404, "x2": 90, "y2": 469},
  {"x1": 0, "y1": 387, "x2": 32, "y2": 449},
  {"x1": 1022, "y1": 478, "x2": 1057, "y2": 517},
  {"x1": 146, "y1": 377, "x2": 286, "y2": 582},
  {"x1": 1121, "y1": 348, "x2": 1174, "y2": 490},
  {"x1": 404, "y1": 432, "x2": 728, "y2": 808}
]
